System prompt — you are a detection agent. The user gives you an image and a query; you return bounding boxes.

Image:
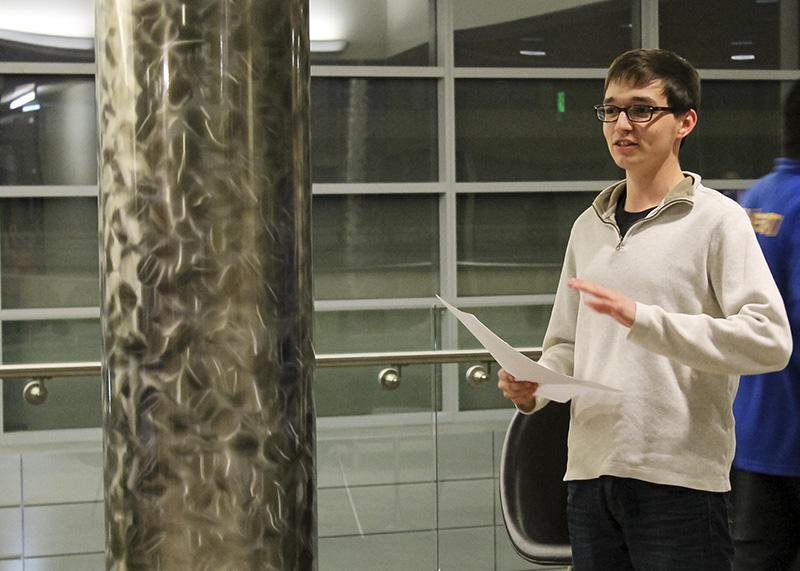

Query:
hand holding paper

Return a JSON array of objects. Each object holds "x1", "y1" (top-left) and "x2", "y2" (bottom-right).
[{"x1": 437, "y1": 296, "x2": 620, "y2": 403}]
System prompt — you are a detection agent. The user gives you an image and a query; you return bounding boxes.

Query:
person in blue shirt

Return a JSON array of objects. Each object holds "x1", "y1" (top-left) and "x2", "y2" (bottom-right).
[{"x1": 732, "y1": 79, "x2": 800, "y2": 571}]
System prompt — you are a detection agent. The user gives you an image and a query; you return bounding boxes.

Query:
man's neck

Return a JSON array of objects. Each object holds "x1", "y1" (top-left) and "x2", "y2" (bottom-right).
[{"x1": 624, "y1": 159, "x2": 686, "y2": 212}]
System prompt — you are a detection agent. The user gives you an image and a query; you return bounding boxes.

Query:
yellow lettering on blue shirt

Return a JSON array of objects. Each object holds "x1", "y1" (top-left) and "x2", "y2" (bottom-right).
[{"x1": 745, "y1": 209, "x2": 784, "y2": 237}]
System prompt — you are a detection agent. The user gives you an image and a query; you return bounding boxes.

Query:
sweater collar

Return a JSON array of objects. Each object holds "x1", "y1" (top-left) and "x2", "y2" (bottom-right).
[
  {"x1": 592, "y1": 172, "x2": 699, "y2": 222},
  {"x1": 775, "y1": 157, "x2": 800, "y2": 173}
]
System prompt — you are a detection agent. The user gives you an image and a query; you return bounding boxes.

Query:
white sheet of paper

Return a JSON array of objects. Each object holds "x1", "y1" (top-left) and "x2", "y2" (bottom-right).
[{"x1": 437, "y1": 296, "x2": 620, "y2": 403}]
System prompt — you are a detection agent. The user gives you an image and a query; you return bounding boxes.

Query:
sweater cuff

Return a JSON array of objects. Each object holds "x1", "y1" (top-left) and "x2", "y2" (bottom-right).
[
  {"x1": 628, "y1": 301, "x2": 657, "y2": 345},
  {"x1": 515, "y1": 396, "x2": 550, "y2": 415}
]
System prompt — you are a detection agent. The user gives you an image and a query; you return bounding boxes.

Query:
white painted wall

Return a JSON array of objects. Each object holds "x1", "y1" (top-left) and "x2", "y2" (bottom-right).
[
  {"x1": 386, "y1": 0, "x2": 431, "y2": 58},
  {"x1": 38, "y1": 81, "x2": 97, "y2": 186},
  {"x1": 0, "y1": 0, "x2": 94, "y2": 38},
  {"x1": 310, "y1": 0, "x2": 388, "y2": 60}
]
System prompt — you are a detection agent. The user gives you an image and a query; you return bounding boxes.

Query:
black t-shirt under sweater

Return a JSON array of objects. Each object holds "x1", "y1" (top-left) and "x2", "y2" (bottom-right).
[{"x1": 615, "y1": 190, "x2": 655, "y2": 238}]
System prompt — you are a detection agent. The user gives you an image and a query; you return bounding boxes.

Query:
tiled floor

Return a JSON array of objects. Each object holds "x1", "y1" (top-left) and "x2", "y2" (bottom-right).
[{"x1": 0, "y1": 414, "x2": 565, "y2": 570}]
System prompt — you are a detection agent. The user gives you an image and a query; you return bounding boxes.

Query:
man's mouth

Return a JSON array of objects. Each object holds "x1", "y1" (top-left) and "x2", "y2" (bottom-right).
[{"x1": 615, "y1": 140, "x2": 638, "y2": 147}]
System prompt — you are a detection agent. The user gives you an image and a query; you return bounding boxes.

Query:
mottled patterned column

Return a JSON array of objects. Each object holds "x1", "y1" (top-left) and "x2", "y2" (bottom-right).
[{"x1": 95, "y1": 2, "x2": 315, "y2": 569}]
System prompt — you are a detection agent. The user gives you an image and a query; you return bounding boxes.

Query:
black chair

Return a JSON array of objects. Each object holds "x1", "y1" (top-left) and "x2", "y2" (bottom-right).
[{"x1": 499, "y1": 402, "x2": 573, "y2": 566}]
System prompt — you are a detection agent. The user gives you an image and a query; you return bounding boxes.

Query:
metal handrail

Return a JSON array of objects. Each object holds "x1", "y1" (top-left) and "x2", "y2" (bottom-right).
[
  {"x1": 0, "y1": 347, "x2": 542, "y2": 380},
  {"x1": 0, "y1": 348, "x2": 543, "y2": 404},
  {"x1": 0, "y1": 362, "x2": 101, "y2": 380}
]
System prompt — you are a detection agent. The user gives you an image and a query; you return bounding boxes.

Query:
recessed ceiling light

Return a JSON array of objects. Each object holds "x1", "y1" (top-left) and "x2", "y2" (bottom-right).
[
  {"x1": 0, "y1": 82, "x2": 35, "y2": 105},
  {"x1": 731, "y1": 54, "x2": 756, "y2": 61},
  {"x1": 9, "y1": 90, "x2": 35, "y2": 110},
  {"x1": 520, "y1": 50, "x2": 546, "y2": 57},
  {"x1": 310, "y1": 40, "x2": 348, "y2": 53}
]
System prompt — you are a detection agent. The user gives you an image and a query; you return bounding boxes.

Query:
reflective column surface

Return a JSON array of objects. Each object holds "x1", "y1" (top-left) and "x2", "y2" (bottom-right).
[{"x1": 95, "y1": 1, "x2": 315, "y2": 569}]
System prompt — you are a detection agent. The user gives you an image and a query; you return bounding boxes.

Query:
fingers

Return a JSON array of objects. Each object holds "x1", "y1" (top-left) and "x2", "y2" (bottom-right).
[
  {"x1": 497, "y1": 368, "x2": 539, "y2": 407},
  {"x1": 498, "y1": 368, "x2": 516, "y2": 384},
  {"x1": 569, "y1": 277, "x2": 617, "y2": 315},
  {"x1": 584, "y1": 297, "x2": 616, "y2": 314},
  {"x1": 568, "y1": 277, "x2": 612, "y2": 298},
  {"x1": 568, "y1": 277, "x2": 636, "y2": 328}
]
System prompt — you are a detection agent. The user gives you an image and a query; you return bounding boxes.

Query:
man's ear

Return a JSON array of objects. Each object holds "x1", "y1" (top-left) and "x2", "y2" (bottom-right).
[{"x1": 677, "y1": 108, "x2": 698, "y2": 141}]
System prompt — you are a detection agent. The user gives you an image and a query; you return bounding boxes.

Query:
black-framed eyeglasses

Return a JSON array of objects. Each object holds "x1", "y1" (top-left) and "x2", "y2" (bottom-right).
[{"x1": 594, "y1": 104, "x2": 678, "y2": 123}]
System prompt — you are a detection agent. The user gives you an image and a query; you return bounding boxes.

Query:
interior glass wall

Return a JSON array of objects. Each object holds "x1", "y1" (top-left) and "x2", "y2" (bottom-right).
[{"x1": 1, "y1": 0, "x2": 797, "y2": 569}]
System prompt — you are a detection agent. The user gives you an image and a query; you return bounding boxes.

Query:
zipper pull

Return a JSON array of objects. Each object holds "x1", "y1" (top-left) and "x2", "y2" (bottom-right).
[{"x1": 615, "y1": 240, "x2": 623, "y2": 251}]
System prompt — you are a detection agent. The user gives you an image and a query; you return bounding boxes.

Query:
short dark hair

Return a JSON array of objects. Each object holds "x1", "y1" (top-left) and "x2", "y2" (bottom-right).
[
  {"x1": 784, "y1": 80, "x2": 800, "y2": 158},
  {"x1": 605, "y1": 48, "x2": 701, "y2": 114}
]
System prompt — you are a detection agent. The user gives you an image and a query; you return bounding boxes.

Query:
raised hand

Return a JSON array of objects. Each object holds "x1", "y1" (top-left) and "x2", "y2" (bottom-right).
[{"x1": 568, "y1": 277, "x2": 636, "y2": 328}]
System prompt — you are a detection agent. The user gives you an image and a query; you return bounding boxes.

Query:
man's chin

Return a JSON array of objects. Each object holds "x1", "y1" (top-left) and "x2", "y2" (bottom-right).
[{"x1": 610, "y1": 155, "x2": 633, "y2": 170}]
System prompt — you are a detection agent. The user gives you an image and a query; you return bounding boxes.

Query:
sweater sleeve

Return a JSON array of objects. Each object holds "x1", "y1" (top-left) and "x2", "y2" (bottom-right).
[
  {"x1": 517, "y1": 227, "x2": 580, "y2": 415},
  {"x1": 539, "y1": 231, "x2": 579, "y2": 376},
  {"x1": 785, "y1": 204, "x2": 800, "y2": 373},
  {"x1": 628, "y1": 209, "x2": 792, "y2": 375}
]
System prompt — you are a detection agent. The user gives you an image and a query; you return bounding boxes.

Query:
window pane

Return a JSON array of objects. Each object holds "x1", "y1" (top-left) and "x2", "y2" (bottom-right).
[
  {"x1": 2, "y1": 319, "x2": 101, "y2": 431},
  {"x1": 660, "y1": 0, "x2": 800, "y2": 69},
  {"x1": 0, "y1": 1, "x2": 95, "y2": 63},
  {"x1": 456, "y1": 79, "x2": 621, "y2": 182},
  {"x1": 0, "y1": 76, "x2": 97, "y2": 185},
  {"x1": 457, "y1": 192, "x2": 594, "y2": 297},
  {"x1": 311, "y1": 78, "x2": 438, "y2": 183},
  {"x1": 314, "y1": 309, "x2": 439, "y2": 416},
  {"x1": 309, "y1": 0, "x2": 435, "y2": 66},
  {"x1": 313, "y1": 195, "x2": 439, "y2": 300},
  {"x1": 1, "y1": 197, "x2": 99, "y2": 309},
  {"x1": 316, "y1": 309, "x2": 435, "y2": 353},
  {"x1": 681, "y1": 81, "x2": 787, "y2": 180},
  {"x1": 456, "y1": 305, "x2": 551, "y2": 411},
  {"x1": 454, "y1": 0, "x2": 637, "y2": 67}
]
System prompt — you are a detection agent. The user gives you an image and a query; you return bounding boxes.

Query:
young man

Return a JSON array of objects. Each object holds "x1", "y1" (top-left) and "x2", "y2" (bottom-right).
[
  {"x1": 731, "y1": 80, "x2": 800, "y2": 571},
  {"x1": 498, "y1": 49, "x2": 792, "y2": 571}
]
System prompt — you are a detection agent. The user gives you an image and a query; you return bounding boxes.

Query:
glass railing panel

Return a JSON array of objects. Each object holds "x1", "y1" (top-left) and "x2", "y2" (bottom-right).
[
  {"x1": 314, "y1": 308, "x2": 439, "y2": 416},
  {"x1": 315, "y1": 307, "x2": 440, "y2": 569},
  {"x1": 456, "y1": 304, "x2": 551, "y2": 412},
  {"x1": 1, "y1": 319, "x2": 101, "y2": 432},
  {"x1": 0, "y1": 453, "x2": 23, "y2": 565}
]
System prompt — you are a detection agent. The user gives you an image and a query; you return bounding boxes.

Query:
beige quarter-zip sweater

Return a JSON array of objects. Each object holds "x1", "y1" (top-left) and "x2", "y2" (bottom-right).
[{"x1": 533, "y1": 173, "x2": 792, "y2": 492}]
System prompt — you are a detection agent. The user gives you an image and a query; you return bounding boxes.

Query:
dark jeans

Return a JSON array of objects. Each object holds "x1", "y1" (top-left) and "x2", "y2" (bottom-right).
[
  {"x1": 567, "y1": 476, "x2": 733, "y2": 571},
  {"x1": 731, "y1": 467, "x2": 800, "y2": 571}
]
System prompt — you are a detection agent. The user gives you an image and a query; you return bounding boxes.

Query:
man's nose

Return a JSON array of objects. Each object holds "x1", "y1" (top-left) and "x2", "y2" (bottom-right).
[{"x1": 614, "y1": 110, "x2": 633, "y2": 129}]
